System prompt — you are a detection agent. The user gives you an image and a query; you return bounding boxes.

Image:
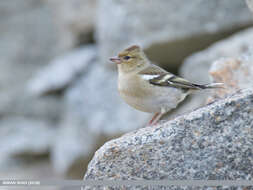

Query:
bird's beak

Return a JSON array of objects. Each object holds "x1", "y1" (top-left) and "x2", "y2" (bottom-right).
[{"x1": 110, "y1": 57, "x2": 121, "y2": 64}]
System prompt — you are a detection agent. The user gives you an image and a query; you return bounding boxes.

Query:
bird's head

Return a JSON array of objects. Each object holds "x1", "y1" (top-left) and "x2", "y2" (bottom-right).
[{"x1": 110, "y1": 45, "x2": 148, "y2": 73}]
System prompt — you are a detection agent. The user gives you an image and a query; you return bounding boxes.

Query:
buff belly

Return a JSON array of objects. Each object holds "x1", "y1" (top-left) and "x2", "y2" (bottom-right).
[{"x1": 119, "y1": 85, "x2": 187, "y2": 113}]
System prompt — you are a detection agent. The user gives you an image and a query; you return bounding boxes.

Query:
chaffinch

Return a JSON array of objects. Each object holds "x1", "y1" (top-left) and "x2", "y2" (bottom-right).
[{"x1": 110, "y1": 45, "x2": 223, "y2": 125}]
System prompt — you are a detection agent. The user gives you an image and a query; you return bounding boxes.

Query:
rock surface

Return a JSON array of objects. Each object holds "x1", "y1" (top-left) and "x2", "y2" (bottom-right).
[
  {"x1": 0, "y1": 117, "x2": 55, "y2": 157},
  {"x1": 97, "y1": 0, "x2": 253, "y2": 69},
  {"x1": 208, "y1": 52, "x2": 253, "y2": 102},
  {"x1": 0, "y1": 0, "x2": 69, "y2": 181},
  {"x1": 46, "y1": 0, "x2": 97, "y2": 45},
  {"x1": 246, "y1": 0, "x2": 253, "y2": 12},
  {"x1": 84, "y1": 88, "x2": 253, "y2": 190},
  {"x1": 51, "y1": 115, "x2": 98, "y2": 176},
  {"x1": 0, "y1": 0, "x2": 68, "y2": 122},
  {"x1": 0, "y1": 91, "x2": 62, "y2": 123},
  {"x1": 0, "y1": 0, "x2": 68, "y2": 91},
  {"x1": 27, "y1": 45, "x2": 97, "y2": 96}
]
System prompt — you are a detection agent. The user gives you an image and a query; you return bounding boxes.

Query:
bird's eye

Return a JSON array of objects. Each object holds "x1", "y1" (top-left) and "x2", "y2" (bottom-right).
[{"x1": 123, "y1": 56, "x2": 131, "y2": 60}]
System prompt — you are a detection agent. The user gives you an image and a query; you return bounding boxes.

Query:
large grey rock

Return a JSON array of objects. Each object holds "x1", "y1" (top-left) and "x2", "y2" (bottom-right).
[
  {"x1": 46, "y1": 0, "x2": 97, "y2": 45},
  {"x1": 97, "y1": 0, "x2": 253, "y2": 69},
  {"x1": 52, "y1": 57, "x2": 149, "y2": 175},
  {"x1": 208, "y1": 52, "x2": 253, "y2": 102},
  {"x1": 27, "y1": 45, "x2": 97, "y2": 96},
  {"x1": 0, "y1": 117, "x2": 55, "y2": 157},
  {"x1": 25, "y1": 45, "x2": 98, "y2": 176},
  {"x1": 51, "y1": 114, "x2": 98, "y2": 176},
  {"x1": 84, "y1": 88, "x2": 253, "y2": 190},
  {"x1": 0, "y1": 90, "x2": 62, "y2": 122},
  {"x1": 0, "y1": 0, "x2": 68, "y2": 89},
  {"x1": 0, "y1": 0, "x2": 70, "y2": 122},
  {"x1": 0, "y1": 116, "x2": 59, "y2": 187},
  {"x1": 246, "y1": 0, "x2": 253, "y2": 12}
]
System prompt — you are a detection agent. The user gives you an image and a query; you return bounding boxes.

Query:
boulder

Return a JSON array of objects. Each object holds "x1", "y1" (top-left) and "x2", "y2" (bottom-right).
[
  {"x1": 84, "y1": 88, "x2": 253, "y2": 190},
  {"x1": 246, "y1": 0, "x2": 253, "y2": 12},
  {"x1": 0, "y1": 1, "x2": 73, "y2": 181},
  {"x1": 0, "y1": 0, "x2": 70, "y2": 122},
  {"x1": 97, "y1": 0, "x2": 253, "y2": 69},
  {"x1": 0, "y1": 0, "x2": 69, "y2": 89},
  {"x1": 208, "y1": 52, "x2": 253, "y2": 102},
  {"x1": 27, "y1": 45, "x2": 97, "y2": 96},
  {"x1": 51, "y1": 115, "x2": 98, "y2": 177},
  {"x1": 46, "y1": 0, "x2": 97, "y2": 45},
  {"x1": 0, "y1": 90, "x2": 62, "y2": 122},
  {"x1": 0, "y1": 117, "x2": 55, "y2": 157}
]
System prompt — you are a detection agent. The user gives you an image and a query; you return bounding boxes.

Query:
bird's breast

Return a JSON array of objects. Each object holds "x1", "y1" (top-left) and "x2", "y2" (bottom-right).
[
  {"x1": 118, "y1": 74, "x2": 161, "y2": 113},
  {"x1": 117, "y1": 73, "x2": 188, "y2": 113}
]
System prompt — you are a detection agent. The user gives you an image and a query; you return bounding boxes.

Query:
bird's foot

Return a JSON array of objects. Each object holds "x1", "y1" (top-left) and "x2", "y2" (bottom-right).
[{"x1": 147, "y1": 112, "x2": 163, "y2": 126}]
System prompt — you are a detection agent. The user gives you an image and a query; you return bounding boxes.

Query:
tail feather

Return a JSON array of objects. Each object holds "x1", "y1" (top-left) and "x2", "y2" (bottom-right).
[{"x1": 195, "y1": 83, "x2": 224, "y2": 89}]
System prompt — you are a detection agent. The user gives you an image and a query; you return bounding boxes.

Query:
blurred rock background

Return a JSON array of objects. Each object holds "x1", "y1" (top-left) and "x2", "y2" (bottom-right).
[{"x1": 0, "y1": 0, "x2": 252, "y2": 189}]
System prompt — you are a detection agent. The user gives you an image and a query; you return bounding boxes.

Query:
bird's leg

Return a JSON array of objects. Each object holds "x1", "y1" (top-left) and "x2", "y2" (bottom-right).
[
  {"x1": 148, "y1": 112, "x2": 164, "y2": 126},
  {"x1": 148, "y1": 112, "x2": 160, "y2": 126},
  {"x1": 148, "y1": 108, "x2": 166, "y2": 126}
]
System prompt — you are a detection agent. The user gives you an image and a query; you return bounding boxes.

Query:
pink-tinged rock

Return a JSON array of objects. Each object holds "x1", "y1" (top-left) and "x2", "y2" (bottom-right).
[{"x1": 208, "y1": 52, "x2": 253, "y2": 102}]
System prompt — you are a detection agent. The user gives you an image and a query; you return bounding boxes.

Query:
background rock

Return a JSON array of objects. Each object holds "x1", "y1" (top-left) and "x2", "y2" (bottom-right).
[
  {"x1": 46, "y1": 0, "x2": 97, "y2": 45},
  {"x1": 27, "y1": 45, "x2": 97, "y2": 96},
  {"x1": 181, "y1": 27, "x2": 253, "y2": 85},
  {"x1": 84, "y1": 88, "x2": 253, "y2": 190},
  {"x1": 0, "y1": 0, "x2": 69, "y2": 91},
  {"x1": 0, "y1": 0, "x2": 69, "y2": 122},
  {"x1": 169, "y1": 27, "x2": 253, "y2": 121},
  {"x1": 0, "y1": 0, "x2": 71, "y2": 183},
  {"x1": 0, "y1": 91, "x2": 62, "y2": 123},
  {"x1": 246, "y1": 0, "x2": 253, "y2": 12},
  {"x1": 97, "y1": 0, "x2": 253, "y2": 70},
  {"x1": 208, "y1": 52, "x2": 253, "y2": 102},
  {"x1": 0, "y1": 117, "x2": 55, "y2": 158},
  {"x1": 51, "y1": 116, "x2": 98, "y2": 178}
]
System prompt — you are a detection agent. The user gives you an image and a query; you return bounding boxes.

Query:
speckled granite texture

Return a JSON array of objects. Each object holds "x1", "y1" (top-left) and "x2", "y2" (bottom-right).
[{"x1": 83, "y1": 88, "x2": 253, "y2": 190}]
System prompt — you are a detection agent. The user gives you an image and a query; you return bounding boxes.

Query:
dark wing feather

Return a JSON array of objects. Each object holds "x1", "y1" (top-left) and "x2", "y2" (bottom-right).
[
  {"x1": 150, "y1": 74, "x2": 204, "y2": 90},
  {"x1": 139, "y1": 64, "x2": 204, "y2": 90}
]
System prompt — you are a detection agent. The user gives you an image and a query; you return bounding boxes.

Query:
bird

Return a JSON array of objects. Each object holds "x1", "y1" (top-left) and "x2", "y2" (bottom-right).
[{"x1": 110, "y1": 45, "x2": 223, "y2": 126}]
